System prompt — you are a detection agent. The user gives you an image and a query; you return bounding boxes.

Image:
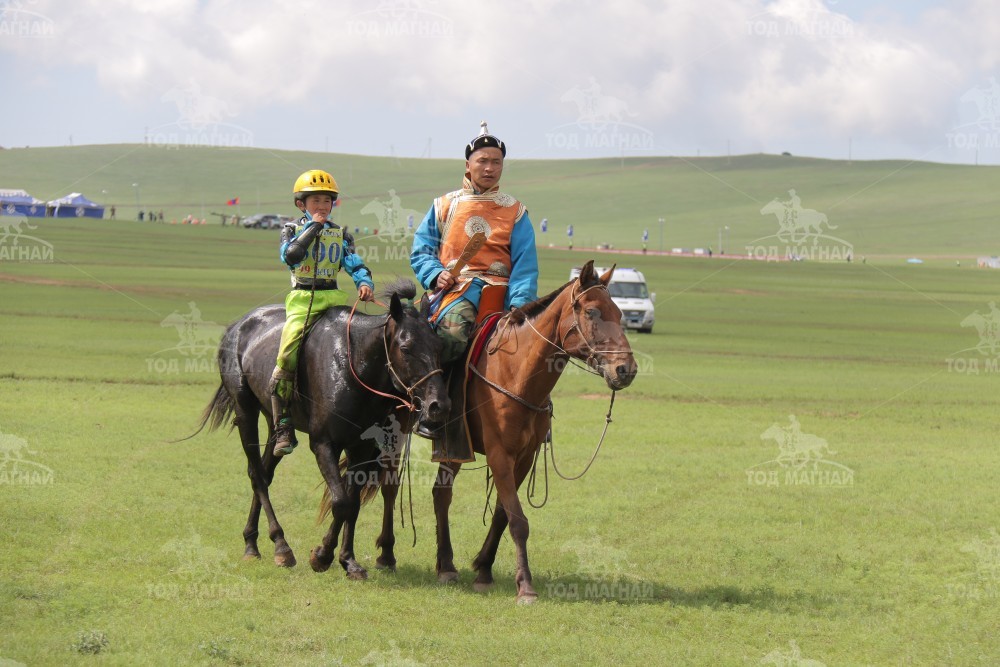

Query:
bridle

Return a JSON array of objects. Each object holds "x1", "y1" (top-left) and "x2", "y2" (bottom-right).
[
  {"x1": 519, "y1": 281, "x2": 634, "y2": 377},
  {"x1": 346, "y1": 298, "x2": 442, "y2": 413}
]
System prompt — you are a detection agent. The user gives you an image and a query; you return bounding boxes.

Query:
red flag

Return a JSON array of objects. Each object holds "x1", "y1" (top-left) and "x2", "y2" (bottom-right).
[{"x1": 227, "y1": 197, "x2": 239, "y2": 206}]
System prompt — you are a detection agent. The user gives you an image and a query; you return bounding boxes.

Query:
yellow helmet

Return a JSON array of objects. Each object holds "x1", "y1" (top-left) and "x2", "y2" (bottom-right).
[{"x1": 292, "y1": 169, "x2": 339, "y2": 203}]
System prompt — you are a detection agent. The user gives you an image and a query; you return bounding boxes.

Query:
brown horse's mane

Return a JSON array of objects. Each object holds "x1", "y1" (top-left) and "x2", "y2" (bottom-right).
[{"x1": 515, "y1": 280, "x2": 573, "y2": 320}]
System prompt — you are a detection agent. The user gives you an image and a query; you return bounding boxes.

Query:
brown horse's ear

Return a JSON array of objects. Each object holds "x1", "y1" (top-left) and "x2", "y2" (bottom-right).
[
  {"x1": 578, "y1": 260, "x2": 596, "y2": 285},
  {"x1": 598, "y1": 264, "x2": 616, "y2": 287},
  {"x1": 389, "y1": 292, "x2": 404, "y2": 322},
  {"x1": 418, "y1": 292, "x2": 431, "y2": 317}
]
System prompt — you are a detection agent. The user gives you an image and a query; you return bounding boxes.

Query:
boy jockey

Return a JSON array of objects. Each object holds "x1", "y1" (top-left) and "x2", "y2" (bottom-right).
[{"x1": 270, "y1": 169, "x2": 375, "y2": 455}]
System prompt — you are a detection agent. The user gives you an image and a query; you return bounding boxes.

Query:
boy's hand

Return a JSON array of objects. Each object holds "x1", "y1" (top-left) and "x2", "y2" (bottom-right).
[
  {"x1": 311, "y1": 212, "x2": 328, "y2": 225},
  {"x1": 358, "y1": 285, "x2": 374, "y2": 302}
]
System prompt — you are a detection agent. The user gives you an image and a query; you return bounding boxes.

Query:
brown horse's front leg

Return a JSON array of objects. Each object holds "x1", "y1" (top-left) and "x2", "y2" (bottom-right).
[
  {"x1": 478, "y1": 451, "x2": 538, "y2": 603},
  {"x1": 432, "y1": 461, "x2": 462, "y2": 583},
  {"x1": 471, "y1": 500, "x2": 509, "y2": 592}
]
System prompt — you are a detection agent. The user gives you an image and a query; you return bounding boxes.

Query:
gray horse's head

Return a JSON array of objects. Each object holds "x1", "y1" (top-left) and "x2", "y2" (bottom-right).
[{"x1": 381, "y1": 280, "x2": 450, "y2": 434}]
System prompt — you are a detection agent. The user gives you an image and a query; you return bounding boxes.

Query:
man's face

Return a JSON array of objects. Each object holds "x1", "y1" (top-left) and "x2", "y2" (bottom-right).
[{"x1": 466, "y1": 147, "x2": 504, "y2": 192}]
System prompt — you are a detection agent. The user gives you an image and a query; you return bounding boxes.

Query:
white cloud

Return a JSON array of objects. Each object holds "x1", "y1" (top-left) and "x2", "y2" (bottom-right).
[{"x1": 2, "y1": 0, "x2": 999, "y2": 160}]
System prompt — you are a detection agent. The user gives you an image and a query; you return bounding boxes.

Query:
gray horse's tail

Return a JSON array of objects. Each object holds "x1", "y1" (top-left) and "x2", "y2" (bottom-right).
[
  {"x1": 171, "y1": 384, "x2": 234, "y2": 443},
  {"x1": 316, "y1": 454, "x2": 383, "y2": 524},
  {"x1": 200, "y1": 383, "x2": 236, "y2": 432}
]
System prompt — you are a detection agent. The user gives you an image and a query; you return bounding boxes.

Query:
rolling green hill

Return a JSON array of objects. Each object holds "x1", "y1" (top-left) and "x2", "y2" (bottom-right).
[{"x1": 1, "y1": 144, "x2": 996, "y2": 256}]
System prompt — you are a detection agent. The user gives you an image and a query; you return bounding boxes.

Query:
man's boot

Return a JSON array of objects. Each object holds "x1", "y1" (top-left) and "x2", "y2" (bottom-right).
[{"x1": 271, "y1": 393, "x2": 297, "y2": 456}]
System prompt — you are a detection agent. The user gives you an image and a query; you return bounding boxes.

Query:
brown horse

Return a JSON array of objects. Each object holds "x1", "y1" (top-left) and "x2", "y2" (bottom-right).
[{"x1": 432, "y1": 260, "x2": 637, "y2": 603}]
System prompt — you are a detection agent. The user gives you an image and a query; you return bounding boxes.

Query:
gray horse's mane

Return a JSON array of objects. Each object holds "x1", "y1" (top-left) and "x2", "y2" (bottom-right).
[{"x1": 379, "y1": 278, "x2": 418, "y2": 303}]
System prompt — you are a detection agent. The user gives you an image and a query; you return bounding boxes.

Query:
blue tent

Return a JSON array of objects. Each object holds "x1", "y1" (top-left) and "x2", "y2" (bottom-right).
[
  {"x1": 47, "y1": 192, "x2": 105, "y2": 219},
  {"x1": 0, "y1": 189, "x2": 46, "y2": 217}
]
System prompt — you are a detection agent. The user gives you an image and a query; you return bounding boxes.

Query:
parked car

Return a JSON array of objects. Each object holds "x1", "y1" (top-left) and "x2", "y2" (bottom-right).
[
  {"x1": 241, "y1": 213, "x2": 277, "y2": 229},
  {"x1": 241, "y1": 213, "x2": 295, "y2": 229}
]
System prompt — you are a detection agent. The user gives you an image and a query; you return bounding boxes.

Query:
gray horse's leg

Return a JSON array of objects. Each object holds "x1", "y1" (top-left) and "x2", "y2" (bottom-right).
[
  {"x1": 309, "y1": 441, "x2": 366, "y2": 579},
  {"x1": 375, "y1": 459, "x2": 400, "y2": 571},
  {"x1": 236, "y1": 404, "x2": 295, "y2": 567}
]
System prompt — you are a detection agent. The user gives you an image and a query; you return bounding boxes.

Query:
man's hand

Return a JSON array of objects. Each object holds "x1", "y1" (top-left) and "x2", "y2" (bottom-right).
[
  {"x1": 435, "y1": 270, "x2": 455, "y2": 291},
  {"x1": 358, "y1": 284, "x2": 374, "y2": 302}
]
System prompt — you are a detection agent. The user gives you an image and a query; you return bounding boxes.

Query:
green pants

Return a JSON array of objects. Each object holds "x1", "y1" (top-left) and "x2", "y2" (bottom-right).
[
  {"x1": 436, "y1": 298, "x2": 477, "y2": 364},
  {"x1": 273, "y1": 288, "x2": 349, "y2": 396}
]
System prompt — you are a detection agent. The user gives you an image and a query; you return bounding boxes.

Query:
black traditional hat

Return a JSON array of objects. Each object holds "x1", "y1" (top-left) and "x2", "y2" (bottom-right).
[{"x1": 465, "y1": 121, "x2": 506, "y2": 159}]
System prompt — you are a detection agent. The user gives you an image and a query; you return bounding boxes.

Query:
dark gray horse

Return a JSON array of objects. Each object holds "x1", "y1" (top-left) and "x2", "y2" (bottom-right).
[{"x1": 197, "y1": 280, "x2": 448, "y2": 578}]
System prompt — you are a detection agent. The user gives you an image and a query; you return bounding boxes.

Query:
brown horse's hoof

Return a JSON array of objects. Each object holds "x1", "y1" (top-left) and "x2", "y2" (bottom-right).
[
  {"x1": 472, "y1": 580, "x2": 493, "y2": 593},
  {"x1": 374, "y1": 560, "x2": 397, "y2": 572},
  {"x1": 516, "y1": 592, "x2": 539, "y2": 605},
  {"x1": 242, "y1": 547, "x2": 262, "y2": 561},
  {"x1": 345, "y1": 566, "x2": 368, "y2": 581},
  {"x1": 437, "y1": 571, "x2": 459, "y2": 584},
  {"x1": 274, "y1": 550, "x2": 297, "y2": 568},
  {"x1": 309, "y1": 548, "x2": 331, "y2": 573}
]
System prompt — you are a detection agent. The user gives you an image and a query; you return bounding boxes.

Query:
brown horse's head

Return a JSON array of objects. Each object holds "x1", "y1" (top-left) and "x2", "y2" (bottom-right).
[{"x1": 561, "y1": 261, "x2": 638, "y2": 390}]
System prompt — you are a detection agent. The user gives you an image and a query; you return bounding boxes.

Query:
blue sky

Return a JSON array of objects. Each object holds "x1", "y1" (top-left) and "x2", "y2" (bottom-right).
[{"x1": 2, "y1": 0, "x2": 1000, "y2": 164}]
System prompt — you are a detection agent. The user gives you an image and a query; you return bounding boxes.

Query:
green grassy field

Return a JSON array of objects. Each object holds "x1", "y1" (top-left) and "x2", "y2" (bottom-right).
[
  {"x1": 1, "y1": 149, "x2": 999, "y2": 665},
  {"x1": 1, "y1": 144, "x2": 998, "y2": 257}
]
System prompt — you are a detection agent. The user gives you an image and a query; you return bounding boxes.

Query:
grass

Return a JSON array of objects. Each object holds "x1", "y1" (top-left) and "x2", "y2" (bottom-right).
[
  {"x1": 2, "y1": 144, "x2": 1000, "y2": 256},
  {"x1": 0, "y1": 153, "x2": 999, "y2": 665}
]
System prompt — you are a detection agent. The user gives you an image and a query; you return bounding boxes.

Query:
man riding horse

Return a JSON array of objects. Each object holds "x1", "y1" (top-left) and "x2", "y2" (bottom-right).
[{"x1": 409, "y1": 122, "x2": 539, "y2": 437}]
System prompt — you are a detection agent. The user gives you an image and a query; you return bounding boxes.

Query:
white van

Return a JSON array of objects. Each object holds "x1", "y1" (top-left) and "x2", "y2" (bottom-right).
[{"x1": 569, "y1": 266, "x2": 655, "y2": 333}]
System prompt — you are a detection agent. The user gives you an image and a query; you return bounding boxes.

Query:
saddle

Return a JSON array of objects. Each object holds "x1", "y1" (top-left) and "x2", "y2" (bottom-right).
[{"x1": 432, "y1": 312, "x2": 505, "y2": 463}]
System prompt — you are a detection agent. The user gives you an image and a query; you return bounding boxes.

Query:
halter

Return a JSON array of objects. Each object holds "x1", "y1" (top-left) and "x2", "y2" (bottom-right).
[
  {"x1": 346, "y1": 298, "x2": 442, "y2": 413},
  {"x1": 518, "y1": 281, "x2": 634, "y2": 376}
]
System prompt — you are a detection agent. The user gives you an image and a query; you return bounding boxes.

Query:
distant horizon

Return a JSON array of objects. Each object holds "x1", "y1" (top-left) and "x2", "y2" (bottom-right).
[{"x1": 1, "y1": 142, "x2": 993, "y2": 169}]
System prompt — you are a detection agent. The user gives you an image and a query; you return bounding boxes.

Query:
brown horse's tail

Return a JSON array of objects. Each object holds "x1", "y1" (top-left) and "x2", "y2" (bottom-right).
[
  {"x1": 316, "y1": 453, "x2": 384, "y2": 524},
  {"x1": 170, "y1": 384, "x2": 234, "y2": 443}
]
